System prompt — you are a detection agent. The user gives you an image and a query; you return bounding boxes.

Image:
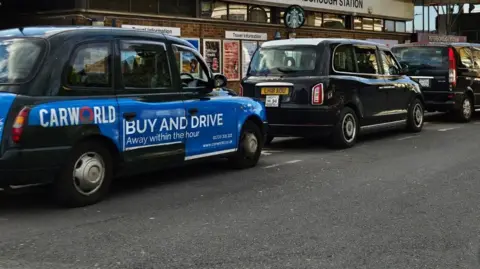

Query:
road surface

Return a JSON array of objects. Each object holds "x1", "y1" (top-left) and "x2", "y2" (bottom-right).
[{"x1": 1, "y1": 114, "x2": 480, "y2": 269}]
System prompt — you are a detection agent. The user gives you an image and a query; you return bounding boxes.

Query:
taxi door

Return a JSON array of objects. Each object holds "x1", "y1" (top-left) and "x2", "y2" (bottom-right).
[
  {"x1": 171, "y1": 44, "x2": 238, "y2": 160},
  {"x1": 115, "y1": 39, "x2": 186, "y2": 171}
]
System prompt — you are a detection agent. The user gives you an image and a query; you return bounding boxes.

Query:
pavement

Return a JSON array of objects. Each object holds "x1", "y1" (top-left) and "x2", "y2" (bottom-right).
[{"x1": 2, "y1": 113, "x2": 480, "y2": 268}]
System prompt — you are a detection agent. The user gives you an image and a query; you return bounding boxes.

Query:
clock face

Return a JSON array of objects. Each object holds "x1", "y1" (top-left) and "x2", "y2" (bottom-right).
[{"x1": 284, "y1": 5, "x2": 306, "y2": 29}]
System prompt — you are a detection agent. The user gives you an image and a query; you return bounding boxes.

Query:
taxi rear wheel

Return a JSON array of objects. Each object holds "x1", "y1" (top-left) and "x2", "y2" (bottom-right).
[
  {"x1": 330, "y1": 107, "x2": 358, "y2": 149},
  {"x1": 52, "y1": 141, "x2": 113, "y2": 207},
  {"x1": 454, "y1": 95, "x2": 473, "y2": 122},
  {"x1": 228, "y1": 120, "x2": 263, "y2": 169}
]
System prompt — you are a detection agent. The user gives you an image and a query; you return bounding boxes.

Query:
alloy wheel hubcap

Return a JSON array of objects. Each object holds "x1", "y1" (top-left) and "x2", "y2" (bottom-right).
[
  {"x1": 73, "y1": 152, "x2": 105, "y2": 196},
  {"x1": 413, "y1": 103, "x2": 423, "y2": 127},
  {"x1": 243, "y1": 132, "x2": 258, "y2": 157},
  {"x1": 463, "y1": 98, "x2": 472, "y2": 118},
  {"x1": 342, "y1": 113, "x2": 356, "y2": 143}
]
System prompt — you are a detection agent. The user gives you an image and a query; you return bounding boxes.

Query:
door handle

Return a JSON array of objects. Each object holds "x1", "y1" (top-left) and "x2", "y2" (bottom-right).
[
  {"x1": 188, "y1": 108, "x2": 199, "y2": 115},
  {"x1": 123, "y1": 112, "x2": 137, "y2": 121}
]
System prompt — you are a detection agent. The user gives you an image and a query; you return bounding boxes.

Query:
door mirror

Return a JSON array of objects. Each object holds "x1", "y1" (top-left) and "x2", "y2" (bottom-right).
[
  {"x1": 212, "y1": 73, "x2": 228, "y2": 88},
  {"x1": 399, "y1": 62, "x2": 409, "y2": 74}
]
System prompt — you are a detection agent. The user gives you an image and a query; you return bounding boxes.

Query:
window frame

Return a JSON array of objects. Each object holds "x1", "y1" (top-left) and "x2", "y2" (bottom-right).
[
  {"x1": 171, "y1": 44, "x2": 213, "y2": 91},
  {"x1": 351, "y1": 45, "x2": 382, "y2": 75},
  {"x1": 385, "y1": 20, "x2": 395, "y2": 32},
  {"x1": 116, "y1": 39, "x2": 174, "y2": 94},
  {"x1": 63, "y1": 40, "x2": 114, "y2": 94},
  {"x1": 454, "y1": 46, "x2": 474, "y2": 69},
  {"x1": 331, "y1": 44, "x2": 357, "y2": 74},
  {"x1": 378, "y1": 49, "x2": 402, "y2": 76},
  {"x1": 470, "y1": 45, "x2": 480, "y2": 69}
]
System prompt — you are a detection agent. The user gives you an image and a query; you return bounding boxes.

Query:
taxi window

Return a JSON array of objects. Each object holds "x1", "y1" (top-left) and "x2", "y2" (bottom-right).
[
  {"x1": 67, "y1": 42, "x2": 112, "y2": 88},
  {"x1": 120, "y1": 41, "x2": 172, "y2": 89},
  {"x1": 248, "y1": 46, "x2": 317, "y2": 76},
  {"x1": 333, "y1": 44, "x2": 356, "y2": 73},
  {"x1": 472, "y1": 47, "x2": 480, "y2": 69},
  {"x1": 392, "y1": 46, "x2": 448, "y2": 69},
  {"x1": 0, "y1": 38, "x2": 45, "y2": 85},
  {"x1": 354, "y1": 46, "x2": 379, "y2": 74},
  {"x1": 172, "y1": 45, "x2": 208, "y2": 82},
  {"x1": 379, "y1": 50, "x2": 401, "y2": 75},
  {"x1": 455, "y1": 47, "x2": 473, "y2": 68},
  {"x1": 172, "y1": 44, "x2": 212, "y2": 90}
]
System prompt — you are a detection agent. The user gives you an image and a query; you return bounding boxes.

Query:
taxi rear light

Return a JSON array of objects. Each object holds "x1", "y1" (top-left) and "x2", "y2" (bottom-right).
[
  {"x1": 311, "y1": 83, "x2": 324, "y2": 105},
  {"x1": 12, "y1": 107, "x2": 30, "y2": 144},
  {"x1": 239, "y1": 84, "x2": 244, "y2": 96},
  {"x1": 448, "y1": 47, "x2": 456, "y2": 87}
]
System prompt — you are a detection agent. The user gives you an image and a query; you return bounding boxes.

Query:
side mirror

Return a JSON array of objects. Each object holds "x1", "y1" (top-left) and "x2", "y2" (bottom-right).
[
  {"x1": 399, "y1": 62, "x2": 409, "y2": 75},
  {"x1": 213, "y1": 73, "x2": 227, "y2": 88}
]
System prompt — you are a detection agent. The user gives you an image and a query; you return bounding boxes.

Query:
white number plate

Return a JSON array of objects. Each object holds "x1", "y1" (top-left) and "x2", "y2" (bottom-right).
[
  {"x1": 265, "y1": 95, "x2": 280, "y2": 107},
  {"x1": 418, "y1": 79, "x2": 430, "y2": 88}
]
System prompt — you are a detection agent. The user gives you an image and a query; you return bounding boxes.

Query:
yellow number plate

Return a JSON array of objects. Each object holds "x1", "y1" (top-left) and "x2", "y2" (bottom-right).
[{"x1": 261, "y1": 87, "x2": 289, "y2": 95}]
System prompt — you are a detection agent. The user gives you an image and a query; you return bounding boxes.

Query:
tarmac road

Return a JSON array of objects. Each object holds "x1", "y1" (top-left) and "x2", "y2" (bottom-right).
[{"x1": 1, "y1": 114, "x2": 480, "y2": 269}]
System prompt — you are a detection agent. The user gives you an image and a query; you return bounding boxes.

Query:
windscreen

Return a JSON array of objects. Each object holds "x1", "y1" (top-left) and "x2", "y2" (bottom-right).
[
  {"x1": 248, "y1": 46, "x2": 317, "y2": 76},
  {"x1": 392, "y1": 46, "x2": 448, "y2": 69},
  {"x1": 0, "y1": 38, "x2": 45, "y2": 84}
]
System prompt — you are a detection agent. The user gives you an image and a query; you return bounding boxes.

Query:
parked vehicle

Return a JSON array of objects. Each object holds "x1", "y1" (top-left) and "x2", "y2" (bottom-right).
[
  {"x1": 392, "y1": 42, "x2": 480, "y2": 122},
  {"x1": 241, "y1": 38, "x2": 425, "y2": 148},
  {"x1": 0, "y1": 27, "x2": 267, "y2": 207}
]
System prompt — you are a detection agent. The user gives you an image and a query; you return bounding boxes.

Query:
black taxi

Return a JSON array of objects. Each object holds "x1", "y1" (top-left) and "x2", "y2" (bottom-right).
[{"x1": 241, "y1": 38, "x2": 425, "y2": 148}]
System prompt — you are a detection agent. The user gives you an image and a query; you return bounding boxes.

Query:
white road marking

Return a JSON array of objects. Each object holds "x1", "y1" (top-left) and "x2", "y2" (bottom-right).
[
  {"x1": 397, "y1": 135, "x2": 418, "y2": 141},
  {"x1": 263, "y1": 160, "x2": 302, "y2": 169},
  {"x1": 263, "y1": 163, "x2": 281, "y2": 169},
  {"x1": 261, "y1": 150, "x2": 283, "y2": 156},
  {"x1": 438, "y1": 127, "x2": 460, "y2": 132}
]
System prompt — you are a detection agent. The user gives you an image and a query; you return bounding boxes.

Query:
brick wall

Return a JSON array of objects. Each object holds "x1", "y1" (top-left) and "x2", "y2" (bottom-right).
[{"x1": 34, "y1": 13, "x2": 411, "y2": 92}]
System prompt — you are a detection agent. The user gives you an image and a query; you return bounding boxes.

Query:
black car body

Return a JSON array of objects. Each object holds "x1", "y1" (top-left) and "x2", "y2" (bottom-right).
[
  {"x1": 392, "y1": 43, "x2": 479, "y2": 122},
  {"x1": 0, "y1": 27, "x2": 267, "y2": 207},
  {"x1": 241, "y1": 38, "x2": 425, "y2": 148}
]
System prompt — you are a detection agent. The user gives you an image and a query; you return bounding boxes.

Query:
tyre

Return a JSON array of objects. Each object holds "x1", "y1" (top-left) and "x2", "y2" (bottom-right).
[
  {"x1": 265, "y1": 135, "x2": 274, "y2": 145},
  {"x1": 330, "y1": 107, "x2": 358, "y2": 149},
  {"x1": 228, "y1": 120, "x2": 263, "y2": 169},
  {"x1": 454, "y1": 94, "x2": 473, "y2": 122},
  {"x1": 406, "y1": 98, "x2": 424, "y2": 132},
  {"x1": 52, "y1": 141, "x2": 113, "y2": 208}
]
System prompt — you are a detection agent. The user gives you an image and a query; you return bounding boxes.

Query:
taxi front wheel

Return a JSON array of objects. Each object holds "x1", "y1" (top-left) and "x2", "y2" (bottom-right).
[
  {"x1": 52, "y1": 141, "x2": 113, "y2": 208},
  {"x1": 228, "y1": 120, "x2": 263, "y2": 169}
]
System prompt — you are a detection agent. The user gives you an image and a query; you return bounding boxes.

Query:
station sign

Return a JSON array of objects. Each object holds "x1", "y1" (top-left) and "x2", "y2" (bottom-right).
[
  {"x1": 253, "y1": 0, "x2": 414, "y2": 20},
  {"x1": 121, "y1": 24, "x2": 181, "y2": 36},
  {"x1": 225, "y1": 31, "x2": 268, "y2": 40},
  {"x1": 415, "y1": 33, "x2": 467, "y2": 43}
]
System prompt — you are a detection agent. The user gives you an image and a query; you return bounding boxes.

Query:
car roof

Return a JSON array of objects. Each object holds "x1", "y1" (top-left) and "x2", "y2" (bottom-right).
[
  {"x1": 393, "y1": 42, "x2": 480, "y2": 48},
  {"x1": 0, "y1": 26, "x2": 195, "y2": 49},
  {"x1": 261, "y1": 38, "x2": 386, "y2": 48}
]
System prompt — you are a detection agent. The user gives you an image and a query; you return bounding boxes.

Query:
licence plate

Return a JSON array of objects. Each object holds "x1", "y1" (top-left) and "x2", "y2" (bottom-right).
[
  {"x1": 418, "y1": 79, "x2": 430, "y2": 88},
  {"x1": 265, "y1": 95, "x2": 280, "y2": 107},
  {"x1": 261, "y1": 87, "x2": 289, "y2": 95}
]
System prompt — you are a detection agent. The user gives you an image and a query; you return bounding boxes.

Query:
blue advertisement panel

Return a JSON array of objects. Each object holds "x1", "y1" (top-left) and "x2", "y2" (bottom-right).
[
  {"x1": 0, "y1": 93, "x2": 16, "y2": 141},
  {"x1": 28, "y1": 99, "x2": 122, "y2": 150},
  {"x1": 183, "y1": 38, "x2": 200, "y2": 51}
]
